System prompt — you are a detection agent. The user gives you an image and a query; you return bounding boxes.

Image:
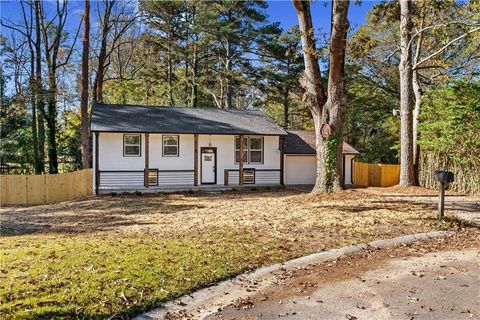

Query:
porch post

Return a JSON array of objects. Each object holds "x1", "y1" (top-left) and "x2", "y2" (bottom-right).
[
  {"x1": 194, "y1": 134, "x2": 198, "y2": 186},
  {"x1": 239, "y1": 134, "x2": 244, "y2": 185},
  {"x1": 144, "y1": 133, "x2": 149, "y2": 188},
  {"x1": 279, "y1": 135, "x2": 284, "y2": 186},
  {"x1": 95, "y1": 132, "x2": 99, "y2": 195}
]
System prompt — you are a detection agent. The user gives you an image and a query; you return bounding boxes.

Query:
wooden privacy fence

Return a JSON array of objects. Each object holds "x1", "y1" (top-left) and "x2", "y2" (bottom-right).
[
  {"x1": 353, "y1": 162, "x2": 400, "y2": 187},
  {"x1": 1, "y1": 169, "x2": 93, "y2": 206}
]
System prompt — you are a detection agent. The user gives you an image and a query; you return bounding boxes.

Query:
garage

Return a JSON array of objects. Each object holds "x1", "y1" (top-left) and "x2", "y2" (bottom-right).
[
  {"x1": 285, "y1": 155, "x2": 317, "y2": 185},
  {"x1": 283, "y1": 131, "x2": 359, "y2": 186}
]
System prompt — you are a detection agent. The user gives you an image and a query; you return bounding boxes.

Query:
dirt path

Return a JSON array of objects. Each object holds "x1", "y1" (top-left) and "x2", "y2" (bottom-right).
[{"x1": 207, "y1": 230, "x2": 480, "y2": 320}]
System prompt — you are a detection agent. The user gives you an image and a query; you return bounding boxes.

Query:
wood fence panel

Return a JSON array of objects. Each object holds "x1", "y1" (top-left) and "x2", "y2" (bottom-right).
[
  {"x1": 1, "y1": 169, "x2": 93, "y2": 206},
  {"x1": 7, "y1": 176, "x2": 28, "y2": 205},
  {"x1": 354, "y1": 162, "x2": 399, "y2": 188},
  {"x1": 26, "y1": 174, "x2": 46, "y2": 205},
  {"x1": 353, "y1": 162, "x2": 369, "y2": 187},
  {"x1": 0, "y1": 175, "x2": 8, "y2": 205},
  {"x1": 368, "y1": 164, "x2": 382, "y2": 187},
  {"x1": 82, "y1": 170, "x2": 93, "y2": 196},
  {"x1": 45, "y1": 174, "x2": 57, "y2": 204},
  {"x1": 65, "y1": 172, "x2": 75, "y2": 202},
  {"x1": 380, "y1": 164, "x2": 400, "y2": 187}
]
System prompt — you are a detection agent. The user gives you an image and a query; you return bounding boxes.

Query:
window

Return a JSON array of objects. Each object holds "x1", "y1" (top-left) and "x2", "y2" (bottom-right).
[
  {"x1": 235, "y1": 136, "x2": 263, "y2": 164},
  {"x1": 124, "y1": 134, "x2": 141, "y2": 156},
  {"x1": 249, "y1": 137, "x2": 263, "y2": 163},
  {"x1": 163, "y1": 135, "x2": 179, "y2": 156}
]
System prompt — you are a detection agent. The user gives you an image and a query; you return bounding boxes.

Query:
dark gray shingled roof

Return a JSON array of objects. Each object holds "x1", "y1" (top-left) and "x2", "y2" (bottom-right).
[
  {"x1": 90, "y1": 103, "x2": 287, "y2": 135},
  {"x1": 284, "y1": 131, "x2": 360, "y2": 155}
]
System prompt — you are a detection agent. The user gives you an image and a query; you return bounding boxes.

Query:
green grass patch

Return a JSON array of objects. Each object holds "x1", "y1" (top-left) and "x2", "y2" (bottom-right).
[{"x1": 0, "y1": 231, "x2": 286, "y2": 319}]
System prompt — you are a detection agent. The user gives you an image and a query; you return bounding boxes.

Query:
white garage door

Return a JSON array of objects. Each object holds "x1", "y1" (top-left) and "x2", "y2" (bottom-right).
[{"x1": 285, "y1": 155, "x2": 316, "y2": 185}]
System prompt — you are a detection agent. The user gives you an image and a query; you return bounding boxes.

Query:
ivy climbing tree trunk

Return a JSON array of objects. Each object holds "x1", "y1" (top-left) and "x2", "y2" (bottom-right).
[
  {"x1": 293, "y1": 0, "x2": 350, "y2": 193},
  {"x1": 399, "y1": 0, "x2": 415, "y2": 187}
]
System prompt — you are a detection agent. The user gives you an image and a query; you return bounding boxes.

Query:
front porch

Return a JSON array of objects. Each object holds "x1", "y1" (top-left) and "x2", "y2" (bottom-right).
[
  {"x1": 97, "y1": 183, "x2": 285, "y2": 194},
  {"x1": 93, "y1": 132, "x2": 284, "y2": 194}
]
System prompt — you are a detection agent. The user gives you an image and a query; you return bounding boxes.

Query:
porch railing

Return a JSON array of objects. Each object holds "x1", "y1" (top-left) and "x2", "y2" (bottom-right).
[
  {"x1": 224, "y1": 168, "x2": 281, "y2": 186},
  {"x1": 98, "y1": 169, "x2": 194, "y2": 188}
]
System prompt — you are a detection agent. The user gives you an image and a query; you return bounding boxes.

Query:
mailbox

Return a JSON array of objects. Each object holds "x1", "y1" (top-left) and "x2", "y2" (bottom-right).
[
  {"x1": 434, "y1": 170, "x2": 454, "y2": 183},
  {"x1": 434, "y1": 170, "x2": 454, "y2": 222}
]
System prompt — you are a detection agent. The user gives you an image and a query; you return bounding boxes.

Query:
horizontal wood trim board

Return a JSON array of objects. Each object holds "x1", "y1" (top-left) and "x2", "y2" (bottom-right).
[
  {"x1": 100, "y1": 170, "x2": 145, "y2": 173},
  {"x1": 226, "y1": 169, "x2": 280, "y2": 172},
  {"x1": 99, "y1": 170, "x2": 194, "y2": 173}
]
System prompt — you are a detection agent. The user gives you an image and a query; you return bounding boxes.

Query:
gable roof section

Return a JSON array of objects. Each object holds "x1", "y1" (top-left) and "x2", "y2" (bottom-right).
[
  {"x1": 90, "y1": 103, "x2": 287, "y2": 136},
  {"x1": 284, "y1": 130, "x2": 360, "y2": 155}
]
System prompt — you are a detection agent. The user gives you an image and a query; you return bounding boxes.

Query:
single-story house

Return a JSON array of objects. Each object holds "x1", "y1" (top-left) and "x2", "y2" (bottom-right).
[{"x1": 90, "y1": 103, "x2": 359, "y2": 193}]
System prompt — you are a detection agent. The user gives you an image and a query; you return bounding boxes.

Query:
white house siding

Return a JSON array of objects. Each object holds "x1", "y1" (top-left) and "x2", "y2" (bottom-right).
[
  {"x1": 284, "y1": 154, "x2": 356, "y2": 185},
  {"x1": 149, "y1": 134, "x2": 194, "y2": 170},
  {"x1": 98, "y1": 132, "x2": 145, "y2": 170},
  {"x1": 97, "y1": 132, "x2": 146, "y2": 188},
  {"x1": 95, "y1": 132, "x2": 281, "y2": 189},
  {"x1": 150, "y1": 134, "x2": 195, "y2": 186}
]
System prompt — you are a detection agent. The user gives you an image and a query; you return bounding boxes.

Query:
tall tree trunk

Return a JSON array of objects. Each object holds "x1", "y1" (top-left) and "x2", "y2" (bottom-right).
[
  {"x1": 26, "y1": 20, "x2": 39, "y2": 173},
  {"x1": 283, "y1": 87, "x2": 289, "y2": 129},
  {"x1": 190, "y1": 40, "x2": 198, "y2": 108},
  {"x1": 35, "y1": 0, "x2": 45, "y2": 173},
  {"x1": 167, "y1": 27, "x2": 175, "y2": 106},
  {"x1": 80, "y1": 0, "x2": 91, "y2": 169},
  {"x1": 30, "y1": 66, "x2": 39, "y2": 173},
  {"x1": 412, "y1": 21, "x2": 424, "y2": 186},
  {"x1": 412, "y1": 72, "x2": 421, "y2": 185},
  {"x1": 96, "y1": 0, "x2": 114, "y2": 104},
  {"x1": 283, "y1": 59, "x2": 291, "y2": 129},
  {"x1": 225, "y1": 40, "x2": 233, "y2": 109},
  {"x1": 184, "y1": 15, "x2": 190, "y2": 107},
  {"x1": 46, "y1": 74, "x2": 58, "y2": 174},
  {"x1": 399, "y1": 0, "x2": 415, "y2": 187},
  {"x1": 96, "y1": 33, "x2": 107, "y2": 103},
  {"x1": 293, "y1": 0, "x2": 350, "y2": 193}
]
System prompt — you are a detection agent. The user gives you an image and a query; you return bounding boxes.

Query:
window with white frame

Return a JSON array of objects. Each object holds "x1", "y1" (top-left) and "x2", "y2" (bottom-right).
[
  {"x1": 163, "y1": 135, "x2": 179, "y2": 156},
  {"x1": 124, "y1": 134, "x2": 141, "y2": 156},
  {"x1": 235, "y1": 136, "x2": 263, "y2": 164}
]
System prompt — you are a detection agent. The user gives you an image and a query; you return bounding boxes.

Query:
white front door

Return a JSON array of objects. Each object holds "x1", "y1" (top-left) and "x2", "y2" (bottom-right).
[{"x1": 201, "y1": 148, "x2": 216, "y2": 184}]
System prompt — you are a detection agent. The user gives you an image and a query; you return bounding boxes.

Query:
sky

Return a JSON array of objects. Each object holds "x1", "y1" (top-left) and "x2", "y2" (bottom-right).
[
  {"x1": 267, "y1": 1, "x2": 377, "y2": 33},
  {"x1": 0, "y1": 0, "x2": 379, "y2": 99},
  {"x1": 1, "y1": 0, "x2": 378, "y2": 38}
]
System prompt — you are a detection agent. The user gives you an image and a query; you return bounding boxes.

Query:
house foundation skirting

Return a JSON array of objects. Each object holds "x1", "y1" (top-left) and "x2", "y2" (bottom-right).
[{"x1": 97, "y1": 184, "x2": 284, "y2": 194}]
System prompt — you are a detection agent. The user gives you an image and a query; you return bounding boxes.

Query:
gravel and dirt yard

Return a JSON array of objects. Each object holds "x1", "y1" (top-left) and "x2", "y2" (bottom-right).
[{"x1": 0, "y1": 187, "x2": 477, "y2": 319}]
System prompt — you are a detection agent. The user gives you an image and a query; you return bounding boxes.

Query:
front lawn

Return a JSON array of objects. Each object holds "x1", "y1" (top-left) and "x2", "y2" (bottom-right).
[{"x1": 0, "y1": 188, "x2": 463, "y2": 319}]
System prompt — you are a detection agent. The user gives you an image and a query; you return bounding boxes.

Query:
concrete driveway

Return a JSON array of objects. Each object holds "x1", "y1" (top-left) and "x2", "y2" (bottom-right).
[{"x1": 207, "y1": 233, "x2": 480, "y2": 320}]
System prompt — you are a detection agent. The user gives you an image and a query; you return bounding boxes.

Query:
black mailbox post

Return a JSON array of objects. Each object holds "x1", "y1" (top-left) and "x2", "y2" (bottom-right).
[{"x1": 433, "y1": 170, "x2": 455, "y2": 221}]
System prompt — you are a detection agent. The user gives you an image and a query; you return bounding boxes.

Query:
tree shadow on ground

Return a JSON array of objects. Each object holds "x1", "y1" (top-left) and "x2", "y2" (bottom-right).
[{"x1": 0, "y1": 197, "x2": 205, "y2": 236}]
